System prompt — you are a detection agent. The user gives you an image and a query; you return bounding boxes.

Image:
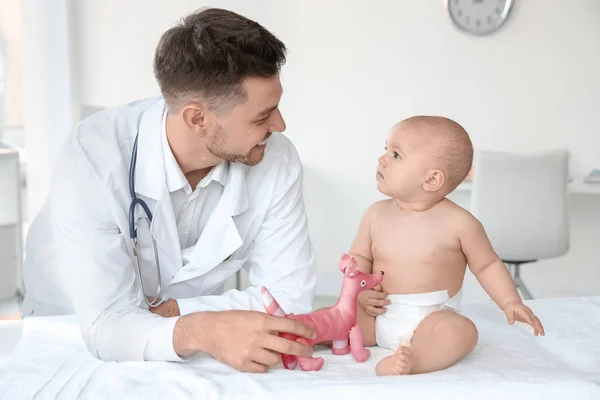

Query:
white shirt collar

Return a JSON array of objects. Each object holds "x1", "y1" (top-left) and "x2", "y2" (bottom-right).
[{"x1": 161, "y1": 108, "x2": 228, "y2": 194}]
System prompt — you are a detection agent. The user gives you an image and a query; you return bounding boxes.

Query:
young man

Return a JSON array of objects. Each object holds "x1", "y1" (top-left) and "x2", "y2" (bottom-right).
[{"x1": 21, "y1": 7, "x2": 317, "y2": 373}]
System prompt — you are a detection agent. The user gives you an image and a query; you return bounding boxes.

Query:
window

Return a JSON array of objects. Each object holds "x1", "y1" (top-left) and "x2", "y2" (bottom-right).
[{"x1": 0, "y1": 0, "x2": 24, "y2": 148}]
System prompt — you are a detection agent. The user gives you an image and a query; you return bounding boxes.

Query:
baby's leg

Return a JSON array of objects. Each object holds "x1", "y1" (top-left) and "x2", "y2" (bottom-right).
[{"x1": 376, "y1": 310, "x2": 478, "y2": 376}]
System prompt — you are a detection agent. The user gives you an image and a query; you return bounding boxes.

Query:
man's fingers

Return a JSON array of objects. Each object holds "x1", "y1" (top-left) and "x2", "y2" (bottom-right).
[
  {"x1": 245, "y1": 361, "x2": 269, "y2": 373},
  {"x1": 262, "y1": 334, "x2": 313, "y2": 358},
  {"x1": 267, "y1": 315, "x2": 316, "y2": 340},
  {"x1": 253, "y1": 348, "x2": 281, "y2": 367}
]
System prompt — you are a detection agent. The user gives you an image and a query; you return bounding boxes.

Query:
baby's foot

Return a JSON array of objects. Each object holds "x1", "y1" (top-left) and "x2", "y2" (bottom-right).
[
  {"x1": 391, "y1": 346, "x2": 413, "y2": 375},
  {"x1": 376, "y1": 345, "x2": 414, "y2": 376}
]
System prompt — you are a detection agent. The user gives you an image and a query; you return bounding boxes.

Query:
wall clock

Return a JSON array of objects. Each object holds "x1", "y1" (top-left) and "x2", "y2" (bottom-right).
[{"x1": 445, "y1": 0, "x2": 514, "y2": 36}]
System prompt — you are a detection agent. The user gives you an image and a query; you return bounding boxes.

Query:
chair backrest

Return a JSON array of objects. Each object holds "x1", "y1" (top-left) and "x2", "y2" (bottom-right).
[{"x1": 470, "y1": 149, "x2": 569, "y2": 262}]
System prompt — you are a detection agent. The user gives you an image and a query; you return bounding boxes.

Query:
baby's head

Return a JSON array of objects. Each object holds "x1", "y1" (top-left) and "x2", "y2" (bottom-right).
[{"x1": 376, "y1": 116, "x2": 473, "y2": 203}]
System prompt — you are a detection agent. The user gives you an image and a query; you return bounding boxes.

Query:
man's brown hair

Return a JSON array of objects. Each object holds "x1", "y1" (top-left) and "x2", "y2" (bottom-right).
[{"x1": 153, "y1": 7, "x2": 287, "y2": 113}]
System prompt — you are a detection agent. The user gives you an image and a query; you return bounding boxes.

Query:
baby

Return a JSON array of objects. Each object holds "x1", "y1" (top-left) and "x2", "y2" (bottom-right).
[{"x1": 350, "y1": 116, "x2": 545, "y2": 376}]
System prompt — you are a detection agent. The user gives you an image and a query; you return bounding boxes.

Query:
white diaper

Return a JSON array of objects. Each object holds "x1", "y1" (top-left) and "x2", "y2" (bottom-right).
[{"x1": 375, "y1": 289, "x2": 462, "y2": 351}]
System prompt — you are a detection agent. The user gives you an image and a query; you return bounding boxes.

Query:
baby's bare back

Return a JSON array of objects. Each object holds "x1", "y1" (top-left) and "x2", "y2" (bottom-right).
[{"x1": 370, "y1": 199, "x2": 468, "y2": 297}]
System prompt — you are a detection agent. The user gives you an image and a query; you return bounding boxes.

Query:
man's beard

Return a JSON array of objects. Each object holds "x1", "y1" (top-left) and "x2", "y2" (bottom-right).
[{"x1": 207, "y1": 124, "x2": 265, "y2": 166}]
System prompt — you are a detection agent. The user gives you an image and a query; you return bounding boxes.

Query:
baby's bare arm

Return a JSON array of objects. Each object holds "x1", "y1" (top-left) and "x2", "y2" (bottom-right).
[
  {"x1": 349, "y1": 204, "x2": 377, "y2": 273},
  {"x1": 459, "y1": 213, "x2": 521, "y2": 309},
  {"x1": 349, "y1": 204, "x2": 379, "y2": 346},
  {"x1": 459, "y1": 212, "x2": 545, "y2": 335}
]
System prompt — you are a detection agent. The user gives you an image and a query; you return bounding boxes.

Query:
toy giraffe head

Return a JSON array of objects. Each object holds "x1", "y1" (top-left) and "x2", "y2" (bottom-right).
[{"x1": 339, "y1": 253, "x2": 384, "y2": 296}]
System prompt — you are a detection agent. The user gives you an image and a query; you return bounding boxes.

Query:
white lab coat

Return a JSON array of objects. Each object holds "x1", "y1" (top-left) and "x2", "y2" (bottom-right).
[{"x1": 21, "y1": 97, "x2": 317, "y2": 362}]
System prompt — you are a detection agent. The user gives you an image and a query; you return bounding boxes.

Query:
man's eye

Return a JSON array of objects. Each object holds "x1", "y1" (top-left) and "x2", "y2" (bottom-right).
[{"x1": 257, "y1": 114, "x2": 271, "y2": 124}]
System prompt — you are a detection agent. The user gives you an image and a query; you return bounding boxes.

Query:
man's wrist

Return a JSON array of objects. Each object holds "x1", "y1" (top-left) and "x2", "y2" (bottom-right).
[
  {"x1": 150, "y1": 299, "x2": 181, "y2": 318},
  {"x1": 173, "y1": 312, "x2": 212, "y2": 358}
]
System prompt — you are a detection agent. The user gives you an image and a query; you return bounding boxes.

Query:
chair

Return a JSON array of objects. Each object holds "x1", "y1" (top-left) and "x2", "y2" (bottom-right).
[{"x1": 470, "y1": 149, "x2": 570, "y2": 299}]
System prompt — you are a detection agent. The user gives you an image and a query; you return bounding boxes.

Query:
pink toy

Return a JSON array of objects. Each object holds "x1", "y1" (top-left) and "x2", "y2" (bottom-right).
[{"x1": 261, "y1": 253, "x2": 384, "y2": 371}]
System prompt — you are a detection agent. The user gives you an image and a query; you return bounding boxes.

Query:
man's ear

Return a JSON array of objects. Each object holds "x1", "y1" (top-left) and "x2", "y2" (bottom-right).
[
  {"x1": 181, "y1": 103, "x2": 211, "y2": 136},
  {"x1": 423, "y1": 169, "x2": 445, "y2": 192}
]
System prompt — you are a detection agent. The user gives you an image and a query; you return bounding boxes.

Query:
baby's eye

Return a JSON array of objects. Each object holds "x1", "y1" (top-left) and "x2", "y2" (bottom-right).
[{"x1": 393, "y1": 151, "x2": 400, "y2": 159}]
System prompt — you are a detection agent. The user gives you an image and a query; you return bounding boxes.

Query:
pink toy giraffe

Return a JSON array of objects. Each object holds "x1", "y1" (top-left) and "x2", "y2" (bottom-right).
[{"x1": 261, "y1": 253, "x2": 384, "y2": 371}]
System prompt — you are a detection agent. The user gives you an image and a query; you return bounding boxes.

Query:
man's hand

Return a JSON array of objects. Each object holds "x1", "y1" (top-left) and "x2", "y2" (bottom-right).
[
  {"x1": 358, "y1": 285, "x2": 391, "y2": 317},
  {"x1": 174, "y1": 310, "x2": 316, "y2": 373},
  {"x1": 502, "y1": 300, "x2": 545, "y2": 336},
  {"x1": 150, "y1": 299, "x2": 180, "y2": 317}
]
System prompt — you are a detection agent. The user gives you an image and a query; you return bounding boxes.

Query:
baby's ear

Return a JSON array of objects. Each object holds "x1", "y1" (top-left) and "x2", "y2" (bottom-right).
[{"x1": 423, "y1": 169, "x2": 445, "y2": 192}]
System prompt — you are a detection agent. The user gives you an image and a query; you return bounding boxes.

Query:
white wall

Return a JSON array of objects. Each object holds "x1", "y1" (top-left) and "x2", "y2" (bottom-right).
[
  {"x1": 74, "y1": 0, "x2": 600, "y2": 300},
  {"x1": 21, "y1": 0, "x2": 78, "y2": 220}
]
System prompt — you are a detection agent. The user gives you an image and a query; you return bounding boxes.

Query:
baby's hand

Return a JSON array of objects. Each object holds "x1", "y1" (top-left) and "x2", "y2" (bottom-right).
[
  {"x1": 358, "y1": 285, "x2": 391, "y2": 317},
  {"x1": 502, "y1": 300, "x2": 545, "y2": 336}
]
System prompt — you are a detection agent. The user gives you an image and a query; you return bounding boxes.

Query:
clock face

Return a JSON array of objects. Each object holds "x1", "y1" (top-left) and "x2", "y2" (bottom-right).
[{"x1": 445, "y1": 0, "x2": 514, "y2": 35}]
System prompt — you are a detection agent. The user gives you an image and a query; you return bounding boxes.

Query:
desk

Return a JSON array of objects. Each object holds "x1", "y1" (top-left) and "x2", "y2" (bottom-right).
[{"x1": 455, "y1": 177, "x2": 600, "y2": 195}]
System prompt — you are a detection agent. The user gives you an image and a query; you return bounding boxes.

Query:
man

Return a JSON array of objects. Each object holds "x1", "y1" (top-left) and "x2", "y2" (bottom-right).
[{"x1": 21, "y1": 7, "x2": 318, "y2": 373}]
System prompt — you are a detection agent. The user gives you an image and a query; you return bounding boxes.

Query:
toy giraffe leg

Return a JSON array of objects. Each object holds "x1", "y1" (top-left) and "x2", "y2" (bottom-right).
[
  {"x1": 282, "y1": 354, "x2": 298, "y2": 370},
  {"x1": 295, "y1": 338, "x2": 325, "y2": 371},
  {"x1": 332, "y1": 338, "x2": 350, "y2": 355},
  {"x1": 349, "y1": 324, "x2": 371, "y2": 363}
]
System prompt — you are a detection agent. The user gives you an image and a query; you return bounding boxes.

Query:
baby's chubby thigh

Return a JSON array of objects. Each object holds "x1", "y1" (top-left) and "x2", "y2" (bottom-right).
[
  {"x1": 375, "y1": 303, "x2": 439, "y2": 351},
  {"x1": 406, "y1": 309, "x2": 478, "y2": 374},
  {"x1": 374, "y1": 290, "x2": 460, "y2": 351},
  {"x1": 412, "y1": 309, "x2": 478, "y2": 352}
]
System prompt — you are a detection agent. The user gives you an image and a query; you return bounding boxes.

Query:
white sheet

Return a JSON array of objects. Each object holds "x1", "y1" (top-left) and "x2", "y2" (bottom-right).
[
  {"x1": 0, "y1": 320, "x2": 22, "y2": 358},
  {"x1": 1, "y1": 296, "x2": 599, "y2": 400}
]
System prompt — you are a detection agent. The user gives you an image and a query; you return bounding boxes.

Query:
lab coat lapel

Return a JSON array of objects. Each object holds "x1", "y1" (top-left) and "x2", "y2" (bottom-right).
[
  {"x1": 134, "y1": 98, "x2": 183, "y2": 283},
  {"x1": 149, "y1": 188, "x2": 183, "y2": 284},
  {"x1": 170, "y1": 163, "x2": 249, "y2": 284},
  {"x1": 134, "y1": 98, "x2": 167, "y2": 200}
]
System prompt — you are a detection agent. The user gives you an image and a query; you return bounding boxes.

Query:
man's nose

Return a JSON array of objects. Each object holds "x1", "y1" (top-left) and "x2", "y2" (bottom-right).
[{"x1": 271, "y1": 109, "x2": 286, "y2": 133}]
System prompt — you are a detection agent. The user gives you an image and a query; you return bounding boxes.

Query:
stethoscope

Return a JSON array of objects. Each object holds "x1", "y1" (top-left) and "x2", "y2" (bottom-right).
[{"x1": 128, "y1": 131, "x2": 165, "y2": 308}]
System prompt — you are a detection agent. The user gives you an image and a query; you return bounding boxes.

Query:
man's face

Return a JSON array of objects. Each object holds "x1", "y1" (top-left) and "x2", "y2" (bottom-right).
[{"x1": 207, "y1": 75, "x2": 286, "y2": 166}]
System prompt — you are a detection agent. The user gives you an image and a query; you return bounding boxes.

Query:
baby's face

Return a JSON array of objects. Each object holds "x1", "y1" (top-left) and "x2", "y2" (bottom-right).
[{"x1": 376, "y1": 125, "x2": 435, "y2": 200}]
